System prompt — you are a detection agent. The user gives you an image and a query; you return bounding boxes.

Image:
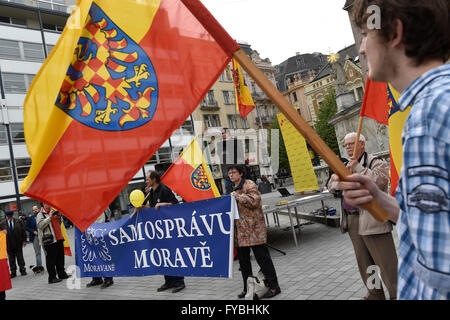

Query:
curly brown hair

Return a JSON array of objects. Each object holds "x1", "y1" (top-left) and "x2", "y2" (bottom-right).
[{"x1": 352, "y1": 0, "x2": 450, "y2": 65}]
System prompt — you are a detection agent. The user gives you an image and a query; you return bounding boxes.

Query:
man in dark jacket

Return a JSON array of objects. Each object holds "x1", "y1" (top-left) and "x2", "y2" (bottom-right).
[
  {"x1": 142, "y1": 170, "x2": 185, "y2": 293},
  {"x1": 25, "y1": 206, "x2": 44, "y2": 273},
  {"x1": 3, "y1": 211, "x2": 27, "y2": 277}
]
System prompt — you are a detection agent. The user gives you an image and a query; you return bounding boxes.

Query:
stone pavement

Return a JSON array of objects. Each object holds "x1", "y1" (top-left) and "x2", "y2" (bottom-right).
[{"x1": 4, "y1": 185, "x2": 399, "y2": 300}]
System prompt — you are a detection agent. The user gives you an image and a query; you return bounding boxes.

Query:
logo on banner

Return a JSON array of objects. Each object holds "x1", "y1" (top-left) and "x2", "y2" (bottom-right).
[
  {"x1": 81, "y1": 227, "x2": 112, "y2": 262},
  {"x1": 56, "y1": 2, "x2": 158, "y2": 131},
  {"x1": 191, "y1": 164, "x2": 212, "y2": 191}
]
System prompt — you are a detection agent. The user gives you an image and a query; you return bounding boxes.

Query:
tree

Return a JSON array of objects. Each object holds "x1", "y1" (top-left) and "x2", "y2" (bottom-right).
[
  {"x1": 314, "y1": 90, "x2": 340, "y2": 156},
  {"x1": 268, "y1": 117, "x2": 290, "y2": 173}
]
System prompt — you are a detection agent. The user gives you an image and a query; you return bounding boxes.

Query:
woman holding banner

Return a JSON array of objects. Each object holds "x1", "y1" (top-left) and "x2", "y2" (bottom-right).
[{"x1": 229, "y1": 165, "x2": 281, "y2": 299}]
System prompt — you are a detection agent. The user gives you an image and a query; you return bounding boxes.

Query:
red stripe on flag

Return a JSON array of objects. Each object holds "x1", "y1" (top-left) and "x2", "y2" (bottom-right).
[
  {"x1": 360, "y1": 78, "x2": 389, "y2": 125},
  {"x1": 0, "y1": 259, "x2": 12, "y2": 292},
  {"x1": 162, "y1": 158, "x2": 216, "y2": 202}
]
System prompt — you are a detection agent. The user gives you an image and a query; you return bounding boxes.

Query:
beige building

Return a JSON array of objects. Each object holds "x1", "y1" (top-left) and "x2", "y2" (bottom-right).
[
  {"x1": 305, "y1": 44, "x2": 364, "y2": 125},
  {"x1": 275, "y1": 52, "x2": 329, "y2": 126}
]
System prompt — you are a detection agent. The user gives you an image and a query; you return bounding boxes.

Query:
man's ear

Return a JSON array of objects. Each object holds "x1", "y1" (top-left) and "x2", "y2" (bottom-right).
[{"x1": 391, "y1": 19, "x2": 404, "y2": 48}]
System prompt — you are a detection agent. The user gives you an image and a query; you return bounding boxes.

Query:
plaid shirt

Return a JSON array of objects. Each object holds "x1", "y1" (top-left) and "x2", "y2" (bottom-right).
[{"x1": 395, "y1": 64, "x2": 450, "y2": 299}]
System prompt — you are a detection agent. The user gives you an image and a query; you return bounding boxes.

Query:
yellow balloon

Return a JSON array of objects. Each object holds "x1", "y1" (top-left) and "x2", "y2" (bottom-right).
[{"x1": 129, "y1": 189, "x2": 145, "y2": 207}]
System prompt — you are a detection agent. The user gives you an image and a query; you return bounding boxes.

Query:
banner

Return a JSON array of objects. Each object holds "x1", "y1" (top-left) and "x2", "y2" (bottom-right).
[
  {"x1": 75, "y1": 196, "x2": 238, "y2": 278},
  {"x1": 277, "y1": 113, "x2": 319, "y2": 192}
]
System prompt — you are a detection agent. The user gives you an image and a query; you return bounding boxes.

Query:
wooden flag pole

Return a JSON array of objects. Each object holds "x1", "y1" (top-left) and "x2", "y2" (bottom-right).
[
  {"x1": 353, "y1": 116, "x2": 364, "y2": 157},
  {"x1": 232, "y1": 49, "x2": 389, "y2": 222}
]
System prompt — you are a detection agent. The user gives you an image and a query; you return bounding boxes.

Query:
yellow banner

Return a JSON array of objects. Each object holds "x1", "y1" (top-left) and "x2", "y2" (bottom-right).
[{"x1": 277, "y1": 113, "x2": 318, "y2": 192}]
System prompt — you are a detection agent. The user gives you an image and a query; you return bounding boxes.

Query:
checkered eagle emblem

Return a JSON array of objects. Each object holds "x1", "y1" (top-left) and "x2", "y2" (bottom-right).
[
  {"x1": 56, "y1": 3, "x2": 158, "y2": 131},
  {"x1": 191, "y1": 164, "x2": 212, "y2": 191}
]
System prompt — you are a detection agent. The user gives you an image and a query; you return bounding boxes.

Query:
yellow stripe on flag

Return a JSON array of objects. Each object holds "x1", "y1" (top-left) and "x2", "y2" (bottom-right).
[
  {"x1": 20, "y1": 0, "x2": 93, "y2": 193},
  {"x1": 60, "y1": 222, "x2": 72, "y2": 256},
  {"x1": 0, "y1": 232, "x2": 7, "y2": 260}
]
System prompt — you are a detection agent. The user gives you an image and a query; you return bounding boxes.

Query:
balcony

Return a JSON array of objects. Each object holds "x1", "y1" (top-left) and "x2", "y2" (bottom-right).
[
  {"x1": 254, "y1": 115, "x2": 275, "y2": 125},
  {"x1": 4, "y1": 0, "x2": 72, "y2": 13},
  {"x1": 200, "y1": 100, "x2": 219, "y2": 111}
]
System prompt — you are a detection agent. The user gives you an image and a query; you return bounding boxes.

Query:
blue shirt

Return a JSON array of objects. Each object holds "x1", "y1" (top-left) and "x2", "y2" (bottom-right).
[{"x1": 395, "y1": 64, "x2": 450, "y2": 299}]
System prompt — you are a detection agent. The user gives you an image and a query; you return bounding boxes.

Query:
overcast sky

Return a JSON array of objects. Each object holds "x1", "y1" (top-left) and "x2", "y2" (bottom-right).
[{"x1": 201, "y1": 0, "x2": 356, "y2": 66}]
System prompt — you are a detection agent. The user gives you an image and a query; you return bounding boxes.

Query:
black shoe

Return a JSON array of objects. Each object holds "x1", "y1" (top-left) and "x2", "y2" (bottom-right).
[
  {"x1": 101, "y1": 280, "x2": 114, "y2": 289},
  {"x1": 157, "y1": 283, "x2": 172, "y2": 292},
  {"x1": 48, "y1": 278, "x2": 62, "y2": 284},
  {"x1": 21, "y1": 271, "x2": 27, "y2": 276},
  {"x1": 171, "y1": 283, "x2": 185, "y2": 293},
  {"x1": 38, "y1": 266, "x2": 45, "y2": 272},
  {"x1": 237, "y1": 291, "x2": 246, "y2": 299},
  {"x1": 262, "y1": 287, "x2": 281, "y2": 299},
  {"x1": 58, "y1": 274, "x2": 70, "y2": 280},
  {"x1": 10, "y1": 273, "x2": 16, "y2": 279},
  {"x1": 86, "y1": 279, "x2": 103, "y2": 287}
]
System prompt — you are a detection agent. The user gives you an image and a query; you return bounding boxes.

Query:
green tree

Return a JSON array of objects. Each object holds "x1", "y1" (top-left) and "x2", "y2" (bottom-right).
[
  {"x1": 268, "y1": 117, "x2": 289, "y2": 172},
  {"x1": 314, "y1": 90, "x2": 340, "y2": 155}
]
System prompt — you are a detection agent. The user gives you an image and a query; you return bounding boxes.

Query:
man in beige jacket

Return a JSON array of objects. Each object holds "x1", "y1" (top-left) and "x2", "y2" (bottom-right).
[{"x1": 328, "y1": 132, "x2": 397, "y2": 300}]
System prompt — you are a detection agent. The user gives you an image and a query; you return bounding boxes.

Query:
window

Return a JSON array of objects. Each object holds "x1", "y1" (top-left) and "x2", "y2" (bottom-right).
[
  {"x1": 227, "y1": 115, "x2": 239, "y2": 129},
  {"x1": 0, "y1": 16, "x2": 26, "y2": 26},
  {"x1": 46, "y1": 44, "x2": 55, "y2": 54},
  {"x1": 23, "y1": 42, "x2": 44, "y2": 61},
  {"x1": 2, "y1": 73, "x2": 34, "y2": 94},
  {"x1": 356, "y1": 87, "x2": 364, "y2": 101},
  {"x1": 0, "y1": 160, "x2": 12, "y2": 182},
  {"x1": 222, "y1": 91, "x2": 235, "y2": 105},
  {"x1": 16, "y1": 158, "x2": 31, "y2": 180},
  {"x1": 207, "y1": 90, "x2": 216, "y2": 104},
  {"x1": 0, "y1": 39, "x2": 21, "y2": 60},
  {"x1": 3, "y1": 73, "x2": 26, "y2": 94},
  {"x1": 203, "y1": 114, "x2": 221, "y2": 128},
  {"x1": 157, "y1": 147, "x2": 172, "y2": 163},
  {"x1": 292, "y1": 92, "x2": 298, "y2": 102},
  {"x1": 0, "y1": 125, "x2": 6, "y2": 145},
  {"x1": 241, "y1": 116, "x2": 249, "y2": 129},
  {"x1": 10, "y1": 123, "x2": 25, "y2": 143}
]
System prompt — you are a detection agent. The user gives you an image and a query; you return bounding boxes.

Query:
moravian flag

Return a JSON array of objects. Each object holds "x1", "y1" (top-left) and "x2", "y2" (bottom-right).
[
  {"x1": 387, "y1": 84, "x2": 411, "y2": 196},
  {"x1": 232, "y1": 58, "x2": 255, "y2": 118},
  {"x1": 20, "y1": 0, "x2": 240, "y2": 231},
  {"x1": 161, "y1": 136, "x2": 220, "y2": 202},
  {"x1": 60, "y1": 222, "x2": 72, "y2": 256},
  {"x1": 359, "y1": 78, "x2": 411, "y2": 196},
  {"x1": 0, "y1": 231, "x2": 12, "y2": 293}
]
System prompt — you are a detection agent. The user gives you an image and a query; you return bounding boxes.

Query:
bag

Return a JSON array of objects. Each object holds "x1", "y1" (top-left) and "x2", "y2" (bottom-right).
[
  {"x1": 42, "y1": 232, "x2": 54, "y2": 245},
  {"x1": 245, "y1": 271, "x2": 269, "y2": 300},
  {"x1": 42, "y1": 225, "x2": 54, "y2": 245}
]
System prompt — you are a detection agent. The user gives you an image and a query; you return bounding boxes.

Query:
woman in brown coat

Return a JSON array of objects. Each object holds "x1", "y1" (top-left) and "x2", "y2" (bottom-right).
[{"x1": 228, "y1": 165, "x2": 281, "y2": 299}]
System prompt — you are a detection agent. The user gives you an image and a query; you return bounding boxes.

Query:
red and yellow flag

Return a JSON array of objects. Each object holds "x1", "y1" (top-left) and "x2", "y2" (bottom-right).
[
  {"x1": 232, "y1": 58, "x2": 255, "y2": 118},
  {"x1": 359, "y1": 78, "x2": 411, "y2": 196},
  {"x1": 387, "y1": 84, "x2": 411, "y2": 196},
  {"x1": 0, "y1": 232, "x2": 12, "y2": 292},
  {"x1": 20, "y1": 0, "x2": 240, "y2": 231},
  {"x1": 161, "y1": 136, "x2": 220, "y2": 202},
  {"x1": 359, "y1": 78, "x2": 389, "y2": 125},
  {"x1": 60, "y1": 222, "x2": 72, "y2": 256}
]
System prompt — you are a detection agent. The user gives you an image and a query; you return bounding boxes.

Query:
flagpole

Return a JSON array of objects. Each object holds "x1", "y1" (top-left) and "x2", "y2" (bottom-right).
[
  {"x1": 232, "y1": 48, "x2": 389, "y2": 222},
  {"x1": 353, "y1": 116, "x2": 364, "y2": 158}
]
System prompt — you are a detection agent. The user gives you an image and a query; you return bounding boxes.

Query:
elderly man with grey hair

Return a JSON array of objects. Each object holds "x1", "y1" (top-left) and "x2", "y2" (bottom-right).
[{"x1": 328, "y1": 132, "x2": 398, "y2": 300}]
